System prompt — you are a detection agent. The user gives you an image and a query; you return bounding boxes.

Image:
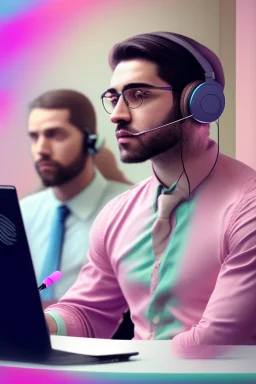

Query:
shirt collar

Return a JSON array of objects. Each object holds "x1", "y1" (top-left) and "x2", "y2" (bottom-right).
[
  {"x1": 49, "y1": 169, "x2": 108, "y2": 221},
  {"x1": 152, "y1": 139, "x2": 218, "y2": 210}
]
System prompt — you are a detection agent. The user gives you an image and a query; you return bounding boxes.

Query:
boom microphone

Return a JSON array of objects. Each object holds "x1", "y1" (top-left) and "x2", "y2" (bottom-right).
[{"x1": 131, "y1": 114, "x2": 193, "y2": 136}]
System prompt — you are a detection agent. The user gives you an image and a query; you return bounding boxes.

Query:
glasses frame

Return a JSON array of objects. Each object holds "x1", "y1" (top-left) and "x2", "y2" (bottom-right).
[{"x1": 100, "y1": 85, "x2": 173, "y2": 114}]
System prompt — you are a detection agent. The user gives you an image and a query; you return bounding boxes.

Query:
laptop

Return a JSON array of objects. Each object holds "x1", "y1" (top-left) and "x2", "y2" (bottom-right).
[{"x1": 0, "y1": 185, "x2": 138, "y2": 365}]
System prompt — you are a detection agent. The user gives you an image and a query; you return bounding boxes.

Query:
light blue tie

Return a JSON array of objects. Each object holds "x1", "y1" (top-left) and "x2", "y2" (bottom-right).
[{"x1": 39, "y1": 205, "x2": 70, "y2": 300}]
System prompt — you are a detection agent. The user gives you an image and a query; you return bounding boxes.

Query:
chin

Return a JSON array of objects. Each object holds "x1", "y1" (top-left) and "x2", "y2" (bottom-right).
[
  {"x1": 41, "y1": 175, "x2": 61, "y2": 187},
  {"x1": 120, "y1": 152, "x2": 149, "y2": 164},
  {"x1": 42, "y1": 180, "x2": 57, "y2": 187},
  {"x1": 120, "y1": 144, "x2": 165, "y2": 163}
]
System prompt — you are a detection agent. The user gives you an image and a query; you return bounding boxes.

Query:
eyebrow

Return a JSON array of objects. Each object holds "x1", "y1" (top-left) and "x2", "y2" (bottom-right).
[
  {"x1": 102, "y1": 82, "x2": 157, "y2": 96},
  {"x1": 28, "y1": 127, "x2": 65, "y2": 135}
]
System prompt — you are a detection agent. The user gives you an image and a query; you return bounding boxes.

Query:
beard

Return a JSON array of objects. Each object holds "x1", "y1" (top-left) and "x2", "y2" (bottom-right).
[
  {"x1": 35, "y1": 151, "x2": 87, "y2": 187},
  {"x1": 118, "y1": 110, "x2": 182, "y2": 164}
]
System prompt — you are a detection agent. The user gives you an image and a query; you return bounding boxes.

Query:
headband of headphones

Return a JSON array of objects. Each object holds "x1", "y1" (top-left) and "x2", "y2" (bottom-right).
[{"x1": 154, "y1": 32, "x2": 225, "y2": 123}]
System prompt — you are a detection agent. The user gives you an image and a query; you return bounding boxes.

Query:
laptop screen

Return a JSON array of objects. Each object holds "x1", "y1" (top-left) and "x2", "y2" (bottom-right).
[{"x1": 0, "y1": 186, "x2": 51, "y2": 359}]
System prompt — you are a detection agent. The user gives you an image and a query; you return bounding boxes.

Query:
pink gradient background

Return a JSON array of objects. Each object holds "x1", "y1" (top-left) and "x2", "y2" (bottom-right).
[{"x1": 236, "y1": 0, "x2": 256, "y2": 169}]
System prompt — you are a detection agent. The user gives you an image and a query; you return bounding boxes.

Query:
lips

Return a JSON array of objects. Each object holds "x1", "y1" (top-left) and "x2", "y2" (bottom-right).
[
  {"x1": 38, "y1": 161, "x2": 56, "y2": 167},
  {"x1": 116, "y1": 130, "x2": 133, "y2": 139},
  {"x1": 37, "y1": 161, "x2": 57, "y2": 171}
]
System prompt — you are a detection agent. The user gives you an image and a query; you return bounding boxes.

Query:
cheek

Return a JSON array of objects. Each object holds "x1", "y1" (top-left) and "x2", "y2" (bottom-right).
[
  {"x1": 55, "y1": 141, "x2": 84, "y2": 163},
  {"x1": 133, "y1": 105, "x2": 172, "y2": 129},
  {"x1": 31, "y1": 146, "x2": 37, "y2": 159},
  {"x1": 135, "y1": 96, "x2": 174, "y2": 125}
]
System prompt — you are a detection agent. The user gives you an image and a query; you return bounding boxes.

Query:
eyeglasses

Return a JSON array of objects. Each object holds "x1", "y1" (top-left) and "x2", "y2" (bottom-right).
[{"x1": 100, "y1": 85, "x2": 173, "y2": 114}]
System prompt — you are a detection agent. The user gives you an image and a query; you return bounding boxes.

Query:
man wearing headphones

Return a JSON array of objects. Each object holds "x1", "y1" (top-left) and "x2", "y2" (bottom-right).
[
  {"x1": 43, "y1": 33, "x2": 256, "y2": 354},
  {"x1": 20, "y1": 89, "x2": 132, "y2": 310}
]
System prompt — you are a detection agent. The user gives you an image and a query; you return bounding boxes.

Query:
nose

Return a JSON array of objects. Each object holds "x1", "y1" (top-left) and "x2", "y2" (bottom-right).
[
  {"x1": 110, "y1": 96, "x2": 131, "y2": 125},
  {"x1": 34, "y1": 135, "x2": 51, "y2": 158}
]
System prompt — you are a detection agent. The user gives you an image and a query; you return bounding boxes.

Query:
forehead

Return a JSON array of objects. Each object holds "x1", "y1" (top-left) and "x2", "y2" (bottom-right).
[
  {"x1": 28, "y1": 108, "x2": 71, "y2": 131},
  {"x1": 110, "y1": 59, "x2": 165, "y2": 91}
]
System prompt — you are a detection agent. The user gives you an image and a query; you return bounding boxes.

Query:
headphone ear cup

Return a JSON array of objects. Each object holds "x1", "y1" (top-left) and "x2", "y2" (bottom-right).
[
  {"x1": 180, "y1": 80, "x2": 203, "y2": 118},
  {"x1": 83, "y1": 134, "x2": 88, "y2": 154},
  {"x1": 181, "y1": 79, "x2": 225, "y2": 123},
  {"x1": 86, "y1": 134, "x2": 105, "y2": 155}
]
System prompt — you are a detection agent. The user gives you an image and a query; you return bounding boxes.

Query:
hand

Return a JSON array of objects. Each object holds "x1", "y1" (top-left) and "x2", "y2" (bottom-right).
[{"x1": 45, "y1": 313, "x2": 58, "y2": 334}]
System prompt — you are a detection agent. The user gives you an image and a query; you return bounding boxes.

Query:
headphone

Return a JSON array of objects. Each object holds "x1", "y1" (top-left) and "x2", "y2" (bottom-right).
[
  {"x1": 82, "y1": 127, "x2": 105, "y2": 155},
  {"x1": 155, "y1": 32, "x2": 225, "y2": 123}
]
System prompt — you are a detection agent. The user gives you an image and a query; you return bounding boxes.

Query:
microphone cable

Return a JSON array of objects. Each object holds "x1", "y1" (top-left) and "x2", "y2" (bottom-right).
[{"x1": 179, "y1": 119, "x2": 220, "y2": 199}]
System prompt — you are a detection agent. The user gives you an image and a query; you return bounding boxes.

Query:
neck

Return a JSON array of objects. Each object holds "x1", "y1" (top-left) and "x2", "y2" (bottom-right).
[
  {"x1": 52, "y1": 157, "x2": 95, "y2": 202},
  {"x1": 152, "y1": 124, "x2": 210, "y2": 188}
]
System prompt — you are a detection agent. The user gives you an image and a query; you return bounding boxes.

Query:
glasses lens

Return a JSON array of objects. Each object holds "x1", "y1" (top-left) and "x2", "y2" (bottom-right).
[
  {"x1": 102, "y1": 92, "x2": 118, "y2": 114},
  {"x1": 123, "y1": 88, "x2": 145, "y2": 109},
  {"x1": 102, "y1": 88, "x2": 145, "y2": 113}
]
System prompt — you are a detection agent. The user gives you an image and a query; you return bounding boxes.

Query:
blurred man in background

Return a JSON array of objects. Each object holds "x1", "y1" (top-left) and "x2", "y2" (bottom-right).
[{"x1": 20, "y1": 90, "x2": 132, "y2": 322}]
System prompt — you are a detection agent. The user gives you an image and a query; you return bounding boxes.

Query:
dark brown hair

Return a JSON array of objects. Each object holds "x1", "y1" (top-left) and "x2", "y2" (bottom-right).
[
  {"x1": 108, "y1": 31, "x2": 225, "y2": 106},
  {"x1": 28, "y1": 89, "x2": 97, "y2": 134}
]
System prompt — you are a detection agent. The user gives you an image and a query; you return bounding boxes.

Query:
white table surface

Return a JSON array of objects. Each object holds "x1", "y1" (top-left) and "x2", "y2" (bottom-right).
[{"x1": 0, "y1": 336, "x2": 256, "y2": 374}]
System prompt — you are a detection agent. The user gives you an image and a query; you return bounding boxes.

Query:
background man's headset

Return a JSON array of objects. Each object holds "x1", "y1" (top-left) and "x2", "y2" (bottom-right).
[{"x1": 80, "y1": 127, "x2": 105, "y2": 155}]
